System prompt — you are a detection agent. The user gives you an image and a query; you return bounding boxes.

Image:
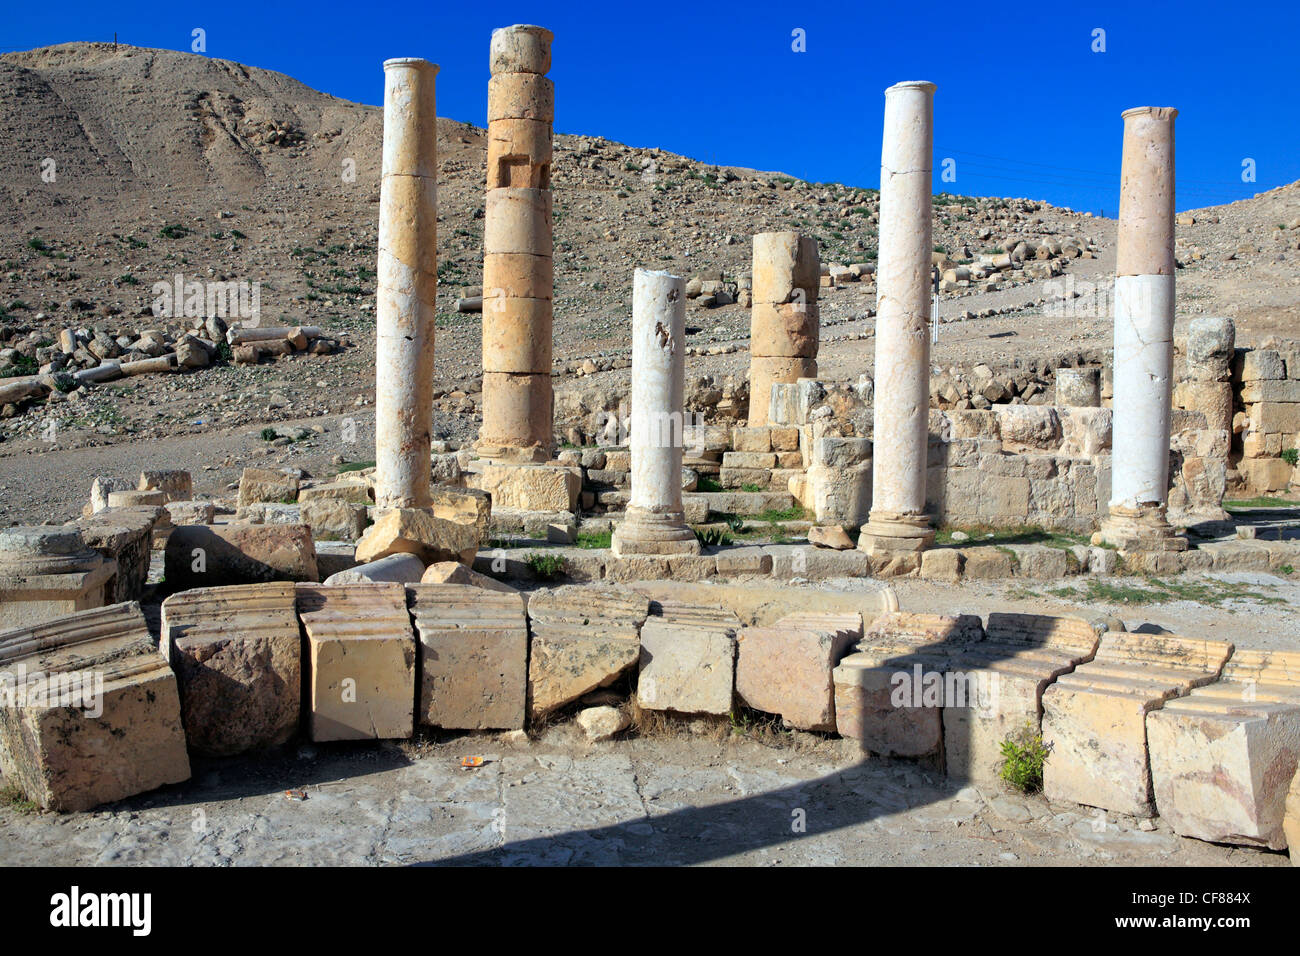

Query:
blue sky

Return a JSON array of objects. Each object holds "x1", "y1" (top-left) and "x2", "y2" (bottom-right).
[{"x1": 4, "y1": 0, "x2": 1297, "y2": 214}]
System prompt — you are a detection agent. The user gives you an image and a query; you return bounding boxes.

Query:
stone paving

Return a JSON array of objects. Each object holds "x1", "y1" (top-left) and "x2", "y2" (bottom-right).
[{"x1": 0, "y1": 733, "x2": 1287, "y2": 867}]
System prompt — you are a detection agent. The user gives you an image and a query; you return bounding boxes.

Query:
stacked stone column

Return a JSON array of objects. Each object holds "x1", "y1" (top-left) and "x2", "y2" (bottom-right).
[
  {"x1": 1098, "y1": 106, "x2": 1186, "y2": 551},
  {"x1": 859, "y1": 81, "x2": 937, "y2": 558},
  {"x1": 611, "y1": 270, "x2": 700, "y2": 557},
  {"x1": 375, "y1": 58, "x2": 439, "y2": 509},
  {"x1": 749, "y1": 233, "x2": 819, "y2": 426},
  {"x1": 479, "y1": 25, "x2": 555, "y2": 462}
]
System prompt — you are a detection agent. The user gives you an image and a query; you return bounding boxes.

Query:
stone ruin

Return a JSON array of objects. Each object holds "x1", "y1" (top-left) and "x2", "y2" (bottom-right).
[{"x1": 0, "y1": 26, "x2": 1297, "y2": 864}]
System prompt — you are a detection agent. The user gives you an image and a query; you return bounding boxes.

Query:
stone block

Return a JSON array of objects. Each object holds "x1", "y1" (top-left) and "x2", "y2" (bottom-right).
[
  {"x1": 736, "y1": 612, "x2": 862, "y2": 731},
  {"x1": 960, "y1": 546, "x2": 1015, "y2": 579},
  {"x1": 637, "y1": 619, "x2": 737, "y2": 716},
  {"x1": 408, "y1": 583, "x2": 528, "y2": 730},
  {"x1": 420, "y1": 560, "x2": 519, "y2": 593},
  {"x1": 1147, "y1": 648, "x2": 1300, "y2": 849},
  {"x1": 943, "y1": 613, "x2": 1099, "y2": 785},
  {"x1": 480, "y1": 463, "x2": 580, "y2": 512},
  {"x1": 920, "y1": 548, "x2": 963, "y2": 582},
  {"x1": 833, "y1": 612, "x2": 983, "y2": 755},
  {"x1": 1241, "y1": 349, "x2": 1285, "y2": 381},
  {"x1": 0, "y1": 602, "x2": 190, "y2": 812},
  {"x1": 138, "y1": 470, "x2": 192, "y2": 501},
  {"x1": 0, "y1": 527, "x2": 118, "y2": 631},
  {"x1": 730, "y1": 426, "x2": 772, "y2": 453},
  {"x1": 160, "y1": 583, "x2": 301, "y2": 756},
  {"x1": 301, "y1": 498, "x2": 368, "y2": 542},
  {"x1": 237, "y1": 467, "x2": 299, "y2": 507},
  {"x1": 165, "y1": 500, "x2": 216, "y2": 525},
  {"x1": 75, "y1": 506, "x2": 164, "y2": 603},
  {"x1": 164, "y1": 522, "x2": 319, "y2": 590},
  {"x1": 713, "y1": 546, "x2": 772, "y2": 575},
  {"x1": 354, "y1": 507, "x2": 479, "y2": 564},
  {"x1": 298, "y1": 480, "x2": 372, "y2": 504},
  {"x1": 297, "y1": 582, "x2": 416, "y2": 741},
  {"x1": 1042, "y1": 632, "x2": 1233, "y2": 817},
  {"x1": 1008, "y1": 544, "x2": 1070, "y2": 579},
  {"x1": 526, "y1": 584, "x2": 649, "y2": 718}
]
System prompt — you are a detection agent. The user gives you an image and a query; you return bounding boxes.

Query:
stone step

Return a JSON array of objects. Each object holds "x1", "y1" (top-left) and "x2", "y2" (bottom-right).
[
  {"x1": 0, "y1": 601, "x2": 190, "y2": 812},
  {"x1": 160, "y1": 582, "x2": 301, "y2": 756},
  {"x1": 296, "y1": 582, "x2": 416, "y2": 741},
  {"x1": 638, "y1": 617, "x2": 737, "y2": 716}
]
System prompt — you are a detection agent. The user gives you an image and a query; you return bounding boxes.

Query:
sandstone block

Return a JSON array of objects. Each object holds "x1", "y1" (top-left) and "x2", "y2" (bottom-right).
[
  {"x1": 480, "y1": 463, "x2": 580, "y2": 512},
  {"x1": 420, "y1": 560, "x2": 519, "y2": 593},
  {"x1": 160, "y1": 583, "x2": 301, "y2": 756},
  {"x1": 1042, "y1": 632, "x2": 1233, "y2": 816},
  {"x1": 297, "y1": 583, "x2": 416, "y2": 741},
  {"x1": 408, "y1": 583, "x2": 528, "y2": 730},
  {"x1": 526, "y1": 584, "x2": 650, "y2": 718},
  {"x1": 138, "y1": 470, "x2": 192, "y2": 501},
  {"x1": 237, "y1": 467, "x2": 299, "y2": 507},
  {"x1": 0, "y1": 603, "x2": 190, "y2": 812},
  {"x1": 737, "y1": 612, "x2": 863, "y2": 731},
  {"x1": 833, "y1": 612, "x2": 983, "y2": 755},
  {"x1": 637, "y1": 619, "x2": 737, "y2": 716},
  {"x1": 943, "y1": 613, "x2": 1099, "y2": 785},
  {"x1": 164, "y1": 523, "x2": 318, "y2": 590},
  {"x1": 354, "y1": 507, "x2": 479, "y2": 564},
  {"x1": 1147, "y1": 648, "x2": 1300, "y2": 849}
]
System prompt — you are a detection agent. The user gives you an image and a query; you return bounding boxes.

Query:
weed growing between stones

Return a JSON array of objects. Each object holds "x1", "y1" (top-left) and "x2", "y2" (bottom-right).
[{"x1": 999, "y1": 723, "x2": 1049, "y2": 794}]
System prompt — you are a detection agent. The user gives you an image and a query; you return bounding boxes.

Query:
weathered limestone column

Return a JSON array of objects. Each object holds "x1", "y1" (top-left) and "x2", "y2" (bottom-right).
[
  {"x1": 749, "y1": 232, "x2": 819, "y2": 426},
  {"x1": 1098, "y1": 106, "x2": 1186, "y2": 551},
  {"x1": 479, "y1": 24, "x2": 555, "y2": 462},
  {"x1": 859, "y1": 81, "x2": 937, "y2": 559},
  {"x1": 375, "y1": 58, "x2": 439, "y2": 509},
  {"x1": 611, "y1": 270, "x2": 701, "y2": 557}
]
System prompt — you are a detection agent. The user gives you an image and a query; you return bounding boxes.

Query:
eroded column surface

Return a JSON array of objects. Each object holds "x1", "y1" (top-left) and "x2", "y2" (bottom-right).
[
  {"x1": 611, "y1": 270, "x2": 700, "y2": 557},
  {"x1": 375, "y1": 58, "x2": 439, "y2": 509},
  {"x1": 859, "y1": 81, "x2": 937, "y2": 557},
  {"x1": 1099, "y1": 106, "x2": 1186, "y2": 551},
  {"x1": 479, "y1": 24, "x2": 555, "y2": 462},
  {"x1": 749, "y1": 232, "x2": 819, "y2": 426}
]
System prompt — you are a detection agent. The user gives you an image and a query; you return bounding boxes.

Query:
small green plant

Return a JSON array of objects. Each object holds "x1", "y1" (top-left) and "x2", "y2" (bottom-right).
[
  {"x1": 999, "y1": 723, "x2": 1049, "y2": 793},
  {"x1": 694, "y1": 526, "x2": 733, "y2": 547},
  {"x1": 116, "y1": 273, "x2": 139, "y2": 286},
  {"x1": 525, "y1": 552, "x2": 566, "y2": 580},
  {"x1": 1, "y1": 354, "x2": 39, "y2": 378},
  {"x1": 259, "y1": 427, "x2": 279, "y2": 441},
  {"x1": 1282, "y1": 448, "x2": 1298, "y2": 467},
  {"x1": 159, "y1": 224, "x2": 190, "y2": 239},
  {"x1": 696, "y1": 476, "x2": 724, "y2": 493},
  {"x1": 52, "y1": 372, "x2": 76, "y2": 393},
  {"x1": 0, "y1": 783, "x2": 37, "y2": 814},
  {"x1": 1279, "y1": 565, "x2": 1295, "y2": 575},
  {"x1": 336, "y1": 460, "x2": 375, "y2": 474}
]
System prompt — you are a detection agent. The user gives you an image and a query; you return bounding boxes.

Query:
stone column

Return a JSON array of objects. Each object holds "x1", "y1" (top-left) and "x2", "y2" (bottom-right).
[
  {"x1": 611, "y1": 270, "x2": 700, "y2": 557},
  {"x1": 859, "y1": 81, "x2": 937, "y2": 559},
  {"x1": 375, "y1": 58, "x2": 439, "y2": 510},
  {"x1": 1098, "y1": 106, "x2": 1186, "y2": 551},
  {"x1": 749, "y1": 232, "x2": 819, "y2": 426},
  {"x1": 479, "y1": 24, "x2": 555, "y2": 462}
]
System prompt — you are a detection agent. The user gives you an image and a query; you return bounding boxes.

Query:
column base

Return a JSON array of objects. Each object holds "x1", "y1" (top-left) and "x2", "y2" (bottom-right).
[
  {"x1": 857, "y1": 511, "x2": 934, "y2": 555},
  {"x1": 611, "y1": 507, "x2": 700, "y2": 557},
  {"x1": 474, "y1": 441, "x2": 552, "y2": 464},
  {"x1": 1093, "y1": 504, "x2": 1188, "y2": 552}
]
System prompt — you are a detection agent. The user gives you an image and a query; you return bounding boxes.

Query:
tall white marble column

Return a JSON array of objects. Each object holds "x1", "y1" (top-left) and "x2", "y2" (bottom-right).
[
  {"x1": 859, "y1": 81, "x2": 937, "y2": 558},
  {"x1": 1098, "y1": 106, "x2": 1186, "y2": 551},
  {"x1": 611, "y1": 269, "x2": 700, "y2": 557},
  {"x1": 374, "y1": 58, "x2": 439, "y2": 509}
]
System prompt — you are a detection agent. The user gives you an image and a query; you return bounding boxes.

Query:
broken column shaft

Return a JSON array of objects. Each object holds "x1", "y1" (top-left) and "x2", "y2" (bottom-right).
[
  {"x1": 749, "y1": 232, "x2": 819, "y2": 426},
  {"x1": 1099, "y1": 106, "x2": 1186, "y2": 551},
  {"x1": 375, "y1": 57, "x2": 439, "y2": 509},
  {"x1": 479, "y1": 24, "x2": 555, "y2": 462},
  {"x1": 611, "y1": 269, "x2": 700, "y2": 557},
  {"x1": 859, "y1": 81, "x2": 937, "y2": 559}
]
